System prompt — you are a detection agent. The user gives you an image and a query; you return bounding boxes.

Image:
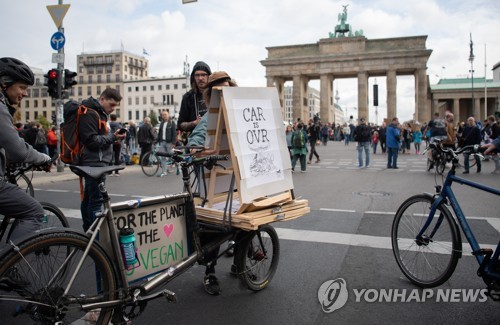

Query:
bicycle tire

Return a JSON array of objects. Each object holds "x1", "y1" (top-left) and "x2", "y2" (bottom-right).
[
  {"x1": 0, "y1": 231, "x2": 117, "y2": 324},
  {"x1": 16, "y1": 173, "x2": 34, "y2": 198},
  {"x1": 391, "y1": 194, "x2": 461, "y2": 287},
  {"x1": 40, "y1": 202, "x2": 70, "y2": 228},
  {"x1": 141, "y1": 151, "x2": 160, "y2": 177},
  {"x1": 436, "y1": 158, "x2": 446, "y2": 175},
  {"x1": 235, "y1": 224, "x2": 280, "y2": 291}
]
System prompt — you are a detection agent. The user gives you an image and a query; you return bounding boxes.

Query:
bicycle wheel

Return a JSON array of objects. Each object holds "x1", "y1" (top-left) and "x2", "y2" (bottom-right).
[
  {"x1": 0, "y1": 231, "x2": 117, "y2": 324},
  {"x1": 235, "y1": 224, "x2": 280, "y2": 291},
  {"x1": 16, "y1": 174, "x2": 34, "y2": 197},
  {"x1": 391, "y1": 194, "x2": 461, "y2": 287},
  {"x1": 40, "y1": 202, "x2": 69, "y2": 228},
  {"x1": 436, "y1": 158, "x2": 446, "y2": 175},
  {"x1": 141, "y1": 151, "x2": 160, "y2": 177},
  {"x1": 426, "y1": 158, "x2": 434, "y2": 171}
]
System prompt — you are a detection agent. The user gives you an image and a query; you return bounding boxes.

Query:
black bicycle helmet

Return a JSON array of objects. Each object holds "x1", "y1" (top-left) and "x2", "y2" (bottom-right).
[{"x1": 0, "y1": 57, "x2": 35, "y2": 86}]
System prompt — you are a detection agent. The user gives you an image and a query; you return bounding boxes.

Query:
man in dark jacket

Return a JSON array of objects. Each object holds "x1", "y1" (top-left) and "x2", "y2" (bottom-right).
[
  {"x1": 177, "y1": 61, "x2": 211, "y2": 144},
  {"x1": 78, "y1": 88, "x2": 125, "y2": 231},
  {"x1": 462, "y1": 116, "x2": 482, "y2": 174},
  {"x1": 353, "y1": 117, "x2": 371, "y2": 168},
  {"x1": 137, "y1": 116, "x2": 156, "y2": 165}
]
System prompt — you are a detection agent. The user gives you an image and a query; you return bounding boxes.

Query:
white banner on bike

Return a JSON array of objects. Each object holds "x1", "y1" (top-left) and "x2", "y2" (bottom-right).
[{"x1": 103, "y1": 195, "x2": 190, "y2": 283}]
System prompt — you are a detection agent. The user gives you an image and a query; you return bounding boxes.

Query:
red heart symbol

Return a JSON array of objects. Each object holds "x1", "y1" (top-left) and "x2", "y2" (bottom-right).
[{"x1": 163, "y1": 224, "x2": 174, "y2": 238}]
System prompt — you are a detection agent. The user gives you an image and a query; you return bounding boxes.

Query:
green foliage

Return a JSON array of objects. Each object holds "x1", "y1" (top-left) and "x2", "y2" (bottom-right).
[
  {"x1": 37, "y1": 116, "x2": 50, "y2": 130},
  {"x1": 149, "y1": 110, "x2": 158, "y2": 127}
]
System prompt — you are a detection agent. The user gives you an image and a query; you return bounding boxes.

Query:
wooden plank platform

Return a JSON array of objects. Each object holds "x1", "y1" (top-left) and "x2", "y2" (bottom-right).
[{"x1": 195, "y1": 199, "x2": 310, "y2": 230}]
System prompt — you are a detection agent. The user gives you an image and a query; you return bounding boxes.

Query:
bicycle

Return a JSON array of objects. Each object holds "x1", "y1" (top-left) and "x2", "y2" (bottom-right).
[
  {"x1": 141, "y1": 144, "x2": 179, "y2": 177},
  {"x1": 425, "y1": 138, "x2": 450, "y2": 175},
  {"x1": 0, "y1": 162, "x2": 69, "y2": 244},
  {"x1": 392, "y1": 143, "x2": 500, "y2": 300},
  {"x1": 0, "y1": 148, "x2": 280, "y2": 324}
]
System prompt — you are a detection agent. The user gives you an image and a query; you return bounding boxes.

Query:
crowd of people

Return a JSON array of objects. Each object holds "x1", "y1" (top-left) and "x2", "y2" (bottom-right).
[{"x1": 284, "y1": 111, "x2": 500, "y2": 174}]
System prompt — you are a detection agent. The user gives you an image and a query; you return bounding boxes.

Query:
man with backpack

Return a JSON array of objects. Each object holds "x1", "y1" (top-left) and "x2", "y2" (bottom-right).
[
  {"x1": 77, "y1": 88, "x2": 125, "y2": 232},
  {"x1": 291, "y1": 123, "x2": 308, "y2": 173},
  {"x1": 353, "y1": 117, "x2": 371, "y2": 168}
]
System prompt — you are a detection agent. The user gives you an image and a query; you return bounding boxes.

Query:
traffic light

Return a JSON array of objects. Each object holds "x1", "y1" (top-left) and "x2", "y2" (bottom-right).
[
  {"x1": 64, "y1": 69, "x2": 77, "y2": 89},
  {"x1": 44, "y1": 69, "x2": 59, "y2": 99}
]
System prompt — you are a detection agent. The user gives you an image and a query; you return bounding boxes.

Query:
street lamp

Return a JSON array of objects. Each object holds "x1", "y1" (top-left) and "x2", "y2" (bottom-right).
[{"x1": 469, "y1": 33, "x2": 475, "y2": 114}]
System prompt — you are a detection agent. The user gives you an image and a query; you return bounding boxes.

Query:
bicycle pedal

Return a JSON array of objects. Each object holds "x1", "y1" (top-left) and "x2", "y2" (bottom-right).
[
  {"x1": 163, "y1": 289, "x2": 177, "y2": 303},
  {"x1": 472, "y1": 248, "x2": 493, "y2": 257}
]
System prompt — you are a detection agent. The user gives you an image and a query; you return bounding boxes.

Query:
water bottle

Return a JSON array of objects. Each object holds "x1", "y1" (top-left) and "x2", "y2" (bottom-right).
[{"x1": 119, "y1": 227, "x2": 138, "y2": 268}]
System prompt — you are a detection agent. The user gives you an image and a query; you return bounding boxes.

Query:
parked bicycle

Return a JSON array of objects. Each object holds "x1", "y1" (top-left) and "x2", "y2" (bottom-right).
[
  {"x1": 392, "y1": 143, "x2": 500, "y2": 300},
  {"x1": 141, "y1": 144, "x2": 179, "y2": 177},
  {"x1": 0, "y1": 148, "x2": 280, "y2": 324}
]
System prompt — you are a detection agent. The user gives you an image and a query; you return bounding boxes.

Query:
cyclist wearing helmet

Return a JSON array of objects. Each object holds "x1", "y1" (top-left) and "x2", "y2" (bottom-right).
[{"x1": 0, "y1": 57, "x2": 52, "y2": 242}]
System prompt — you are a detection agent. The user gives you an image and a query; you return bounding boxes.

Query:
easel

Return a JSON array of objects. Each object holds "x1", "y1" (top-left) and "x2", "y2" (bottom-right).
[{"x1": 202, "y1": 87, "x2": 295, "y2": 222}]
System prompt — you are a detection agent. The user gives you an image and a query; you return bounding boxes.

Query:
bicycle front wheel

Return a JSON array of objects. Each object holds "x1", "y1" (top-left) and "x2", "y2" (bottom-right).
[
  {"x1": 436, "y1": 158, "x2": 446, "y2": 175},
  {"x1": 391, "y1": 194, "x2": 461, "y2": 287},
  {"x1": 16, "y1": 173, "x2": 34, "y2": 197},
  {"x1": 141, "y1": 151, "x2": 160, "y2": 177},
  {"x1": 0, "y1": 231, "x2": 117, "y2": 324},
  {"x1": 40, "y1": 202, "x2": 69, "y2": 228},
  {"x1": 235, "y1": 224, "x2": 280, "y2": 291}
]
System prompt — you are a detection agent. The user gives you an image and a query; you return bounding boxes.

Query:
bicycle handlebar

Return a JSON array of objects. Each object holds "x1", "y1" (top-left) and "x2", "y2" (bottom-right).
[{"x1": 427, "y1": 142, "x2": 485, "y2": 160}]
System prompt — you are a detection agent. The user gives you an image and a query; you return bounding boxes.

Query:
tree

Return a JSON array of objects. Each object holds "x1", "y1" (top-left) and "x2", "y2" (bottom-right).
[
  {"x1": 149, "y1": 110, "x2": 158, "y2": 127},
  {"x1": 37, "y1": 116, "x2": 50, "y2": 130}
]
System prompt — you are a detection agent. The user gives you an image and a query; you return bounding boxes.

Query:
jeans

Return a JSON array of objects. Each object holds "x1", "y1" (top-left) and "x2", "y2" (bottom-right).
[
  {"x1": 291, "y1": 153, "x2": 306, "y2": 171},
  {"x1": 309, "y1": 140, "x2": 320, "y2": 162},
  {"x1": 0, "y1": 181, "x2": 44, "y2": 242},
  {"x1": 387, "y1": 147, "x2": 399, "y2": 168},
  {"x1": 357, "y1": 141, "x2": 370, "y2": 167},
  {"x1": 463, "y1": 153, "x2": 481, "y2": 172},
  {"x1": 158, "y1": 141, "x2": 174, "y2": 173},
  {"x1": 81, "y1": 175, "x2": 105, "y2": 232}
]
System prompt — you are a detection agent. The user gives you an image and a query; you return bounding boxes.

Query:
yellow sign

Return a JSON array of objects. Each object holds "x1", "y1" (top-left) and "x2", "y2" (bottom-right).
[{"x1": 46, "y1": 4, "x2": 70, "y2": 29}]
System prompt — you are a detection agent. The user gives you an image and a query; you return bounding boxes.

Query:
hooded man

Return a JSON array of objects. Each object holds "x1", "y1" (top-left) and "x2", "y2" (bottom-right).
[{"x1": 177, "y1": 61, "x2": 212, "y2": 144}]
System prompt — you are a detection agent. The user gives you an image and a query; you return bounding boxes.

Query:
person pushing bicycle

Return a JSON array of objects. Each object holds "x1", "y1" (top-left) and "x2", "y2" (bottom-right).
[{"x1": 0, "y1": 57, "x2": 52, "y2": 243}]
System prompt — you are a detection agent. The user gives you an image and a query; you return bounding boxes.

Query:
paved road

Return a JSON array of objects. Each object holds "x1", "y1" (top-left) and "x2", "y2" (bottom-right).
[{"x1": 12, "y1": 142, "x2": 500, "y2": 324}]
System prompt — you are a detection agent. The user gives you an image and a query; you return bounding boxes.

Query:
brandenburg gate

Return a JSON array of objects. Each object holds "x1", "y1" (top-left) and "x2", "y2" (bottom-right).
[{"x1": 261, "y1": 35, "x2": 432, "y2": 124}]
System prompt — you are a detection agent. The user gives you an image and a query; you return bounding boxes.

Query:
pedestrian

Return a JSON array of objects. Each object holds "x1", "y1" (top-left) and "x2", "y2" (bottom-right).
[
  {"x1": 321, "y1": 123, "x2": 329, "y2": 145},
  {"x1": 108, "y1": 113, "x2": 122, "y2": 176},
  {"x1": 0, "y1": 57, "x2": 52, "y2": 242},
  {"x1": 386, "y1": 117, "x2": 401, "y2": 169},
  {"x1": 307, "y1": 119, "x2": 320, "y2": 164},
  {"x1": 47, "y1": 126, "x2": 57, "y2": 159},
  {"x1": 353, "y1": 117, "x2": 371, "y2": 168},
  {"x1": 425, "y1": 112, "x2": 448, "y2": 170},
  {"x1": 462, "y1": 116, "x2": 482, "y2": 174},
  {"x1": 485, "y1": 115, "x2": 499, "y2": 174},
  {"x1": 412, "y1": 124, "x2": 422, "y2": 155},
  {"x1": 157, "y1": 110, "x2": 177, "y2": 177},
  {"x1": 285, "y1": 124, "x2": 293, "y2": 159},
  {"x1": 379, "y1": 123, "x2": 387, "y2": 154},
  {"x1": 78, "y1": 88, "x2": 125, "y2": 232},
  {"x1": 137, "y1": 116, "x2": 156, "y2": 165},
  {"x1": 291, "y1": 123, "x2": 308, "y2": 173},
  {"x1": 128, "y1": 120, "x2": 137, "y2": 155},
  {"x1": 343, "y1": 123, "x2": 350, "y2": 145},
  {"x1": 372, "y1": 130, "x2": 379, "y2": 154},
  {"x1": 178, "y1": 61, "x2": 212, "y2": 144}
]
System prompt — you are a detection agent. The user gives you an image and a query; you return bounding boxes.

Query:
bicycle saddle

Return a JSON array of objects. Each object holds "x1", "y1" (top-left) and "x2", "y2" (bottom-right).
[{"x1": 69, "y1": 165, "x2": 125, "y2": 180}]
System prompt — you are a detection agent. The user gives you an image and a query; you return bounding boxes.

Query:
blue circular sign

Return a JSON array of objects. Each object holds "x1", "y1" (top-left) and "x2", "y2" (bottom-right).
[{"x1": 50, "y1": 31, "x2": 66, "y2": 51}]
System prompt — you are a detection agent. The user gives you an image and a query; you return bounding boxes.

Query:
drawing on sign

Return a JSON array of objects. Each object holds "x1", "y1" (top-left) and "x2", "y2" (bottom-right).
[{"x1": 51, "y1": 32, "x2": 65, "y2": 51}]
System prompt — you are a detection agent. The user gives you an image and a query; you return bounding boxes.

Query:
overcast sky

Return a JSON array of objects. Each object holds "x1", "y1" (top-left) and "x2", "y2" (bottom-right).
[{"x1": 2, "y1": 0, "x2": 499, "y2": 122}]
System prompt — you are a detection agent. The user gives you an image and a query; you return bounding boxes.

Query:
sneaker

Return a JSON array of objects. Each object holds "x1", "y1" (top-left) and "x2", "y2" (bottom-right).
[
  {"x1": 203, "y1": 274, "x2": 220, "y2": 295},
  {"x1": 114, "y1": 172, "x2": 120, "y2": 177},
  {"x1": 291, "y1": 169, "x2": 294, "y2": 173},
  {"x1": 300, "y1": 170, "x2": 307, "y2": 173},
  {"x1": 157, "y1": 172, "x2": 167, "y2": 178},
  {"x1": 462, "y1": 171, "x2": 469, "y2": 174},
  {"x1": 307, "y1": 160, "x2": 311, "y2": 164},
  {"x1": 315, "y1": 159, "x2": 320, "y2": 163},
  {"x1": 225, "y1": 241, "x2": 235, "y2": 257},
  {"x1": 83, "y1": 309, "x2": 101, "y2": 324}
]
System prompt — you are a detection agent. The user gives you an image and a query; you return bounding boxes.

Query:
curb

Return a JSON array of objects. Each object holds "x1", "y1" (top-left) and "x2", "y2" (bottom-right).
[{"x1": 31, "y1": 164, "x2": 142, "y2": 186}]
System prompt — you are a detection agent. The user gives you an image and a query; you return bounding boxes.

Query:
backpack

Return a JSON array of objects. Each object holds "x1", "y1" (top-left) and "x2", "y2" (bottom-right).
[
  {"x1": 361, "y1": 125, "x2": 371, "y2": 140},
  {"x1": 60, "y1": 100, "x2": 106, "y2": 164},
  {"x1": 293, "y1": 130, "x2": 305, "y2": 149},
  {"x1": 35, "y1": 129, "x2": 47, "y2": 145}
]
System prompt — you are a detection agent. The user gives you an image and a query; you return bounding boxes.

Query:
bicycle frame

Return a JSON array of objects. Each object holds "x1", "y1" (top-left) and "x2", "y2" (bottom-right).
[{"x1": 418, "y1": 161, "x2": 500, "y2": 282}]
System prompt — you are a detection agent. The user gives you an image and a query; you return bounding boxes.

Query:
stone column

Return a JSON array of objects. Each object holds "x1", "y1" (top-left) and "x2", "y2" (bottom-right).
[
  {"x1": 453, "y1": 98, "x2": 460, "y2": 124},
  {"x1": 357, "y1": 71, "x2": 368, "y2": 121},
  {"x1": 473, "y1": 98, "x2": 481, "y2": 120},
  {"x1": 320, "y1": 74, "x2": 333, "y2": 123},
  {"x1": 273, "y1": 77, "x2": 286, "y2": 118},
  {"x1": 386, "y1": 70, "x2": 397, "y2": 119},
  {"x1": 292, "y1": 75, "x2": 308, "y2": 123},
  {"x1": 415, "y1": 68, "x2": 429, "y2": 123}
]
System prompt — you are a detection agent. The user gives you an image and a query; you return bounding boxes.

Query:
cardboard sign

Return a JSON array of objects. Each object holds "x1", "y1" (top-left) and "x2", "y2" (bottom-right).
[{"x1": 107, "y1": 194, "x2": 190, "y2": 283}]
